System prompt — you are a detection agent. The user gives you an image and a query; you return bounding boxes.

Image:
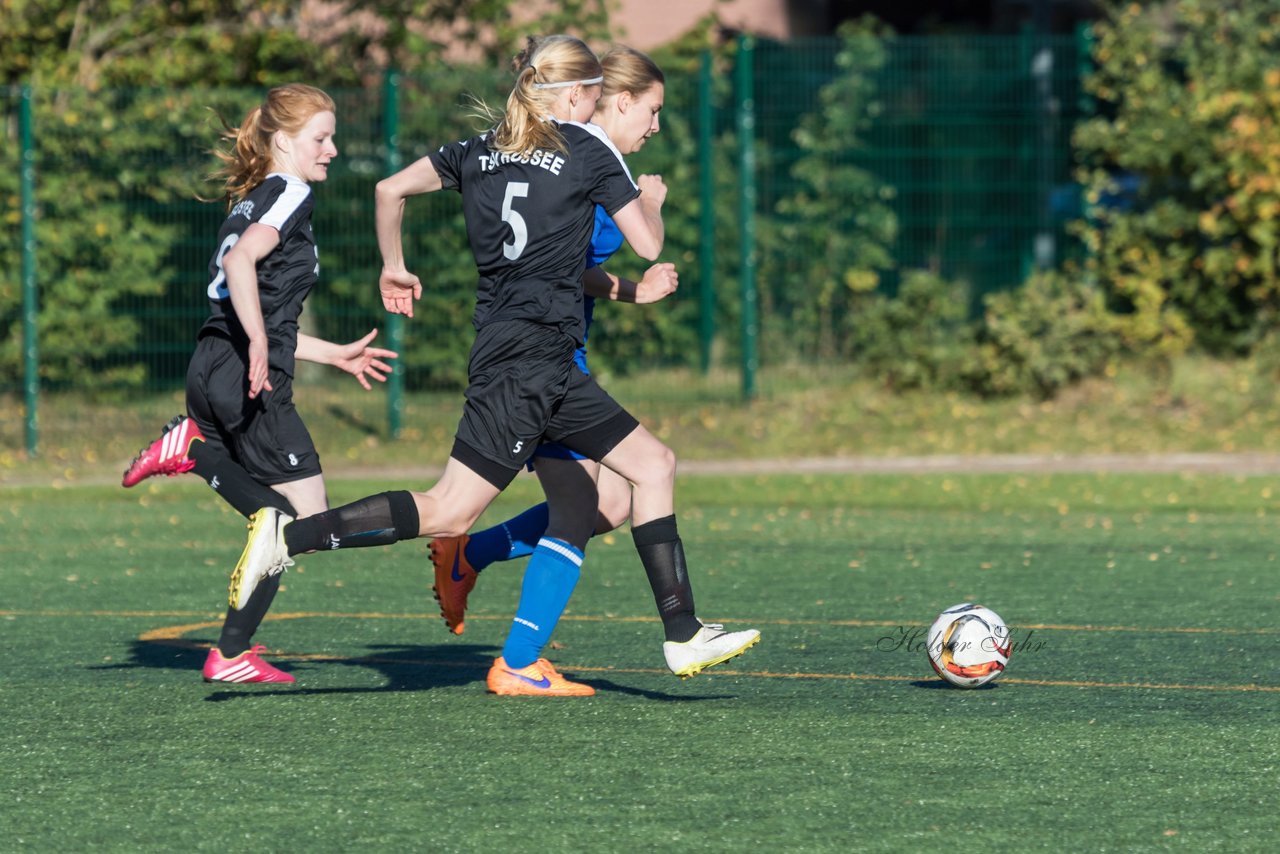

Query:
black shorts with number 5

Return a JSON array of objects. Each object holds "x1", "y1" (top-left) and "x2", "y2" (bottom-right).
[{"x1": 453, "y1": 319, "x2": 638, "y2": 489}]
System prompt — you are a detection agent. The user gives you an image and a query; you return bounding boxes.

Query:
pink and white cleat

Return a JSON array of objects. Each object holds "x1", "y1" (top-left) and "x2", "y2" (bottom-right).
[
  {"x1": 122, "y1": 415, "x2": 205, "y2": 487},
  {"x1": 202, "y1": 645, "x2": 295, "y2": 684}
]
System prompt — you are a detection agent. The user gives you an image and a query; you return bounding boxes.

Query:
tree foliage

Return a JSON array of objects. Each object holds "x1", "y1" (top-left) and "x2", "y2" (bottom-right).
[
  {"x1": 965, "y1": 271, "x2": 1121, "y2": 399},
  {"x1": 1075, "y1": 0, "x2": 1280, "y2": 356},
  {"x1": 0, "y1": 0, "x2": 611, "y2": 392},
  {"x1": 766, "y1": 18, "x2": 897, "y2": 361},
  {"x1": 0, "y1": 0, "x2": 611, "y2": 88}
]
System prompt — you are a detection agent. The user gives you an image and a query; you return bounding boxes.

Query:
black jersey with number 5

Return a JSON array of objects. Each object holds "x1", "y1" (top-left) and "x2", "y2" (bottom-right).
[
  {"x1": 429, "y1": 121, "x2": 640, "y2": 342},
  {"x1": 198, "y1": 173, "x2": 318, "y2": 378}
]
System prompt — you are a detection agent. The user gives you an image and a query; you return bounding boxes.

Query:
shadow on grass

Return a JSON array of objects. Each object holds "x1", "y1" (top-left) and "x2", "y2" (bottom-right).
[
  {"x1": 93, "y1": 637, "x2": 497, "y2": 698},
  {"x1": 575, "y1": 675, "x2": 738, "y2": 702},
  {"x1": 908, "y1": 679, "x2": 1002, "y2": 690},
  {"x1": 205, "y1": 642, "x2": 502, "y2": 701},
  {"x1": 94, "y1": 638, "x2": 721, "y2": 702}
]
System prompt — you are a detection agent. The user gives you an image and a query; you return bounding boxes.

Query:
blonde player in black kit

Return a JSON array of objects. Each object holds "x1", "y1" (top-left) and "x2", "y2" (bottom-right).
[
  {"x1": 122, "y1": 84, "x2": 397, "y2": 683},
  {"x1": 229, "y1": 36, "x2": 760, "y2": 695}
]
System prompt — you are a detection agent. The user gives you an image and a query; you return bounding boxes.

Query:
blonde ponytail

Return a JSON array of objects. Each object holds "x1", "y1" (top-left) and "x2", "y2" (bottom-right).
[{"x1": 489, "y1": 35, "x2": 602, "y2": 157}]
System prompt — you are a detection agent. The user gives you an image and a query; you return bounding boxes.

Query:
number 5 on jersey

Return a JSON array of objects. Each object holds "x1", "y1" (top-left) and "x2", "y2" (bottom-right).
[{"x1": 502, "y1": 182, "x2": 529, "y2": 260}]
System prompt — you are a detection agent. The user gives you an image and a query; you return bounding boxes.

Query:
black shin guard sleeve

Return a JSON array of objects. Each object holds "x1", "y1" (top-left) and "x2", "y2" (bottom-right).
[
  {"x1": 188, "y1": 442, "x2": 296, "y2": 519},
  {"x1": 631, "y1": 515, "x2": 702, "y2": 642},
  {"x1": 217, "y1": 573, "x2": 281, "y2": 657},
  {"x1": 284, "y1": 490, "x2": 420, "y2": 554}
]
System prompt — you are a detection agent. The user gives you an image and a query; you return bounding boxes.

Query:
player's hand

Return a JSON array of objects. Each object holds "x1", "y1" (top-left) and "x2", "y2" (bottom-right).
[
  {"x1": 380, "y1": 268, "x2": 423, "y2": 318},
  {"x1": 635, "y1": 262, "x2": 678, "y2": 304},
  {"x1": 246, "y1": 336, "x2": 272, "y2": 399},
  {"x1": 332, "y1": 329, "x2": 398, "y2": 391},
  {"x1": 637, "y1": 174, "x2": 667, "y2": 208}
]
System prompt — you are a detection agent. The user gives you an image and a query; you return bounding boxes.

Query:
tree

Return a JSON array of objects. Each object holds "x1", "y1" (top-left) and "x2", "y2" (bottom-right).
[
  {"x1": 0, "y1": 0, "x2": 611, "y2": 88},
  {"x1": 0, "y1": 0, "x2": 611, "y2": 392},
  {"x1": 767, "y1": 18, "x2": 897, "y2": 361},
  {"x1": 1075, "y1": 0, "x2": 1280, "y2": 356}
]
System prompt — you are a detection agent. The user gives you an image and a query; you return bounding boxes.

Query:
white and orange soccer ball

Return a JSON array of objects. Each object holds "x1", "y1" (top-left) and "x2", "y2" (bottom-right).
[{"x1": 926, "y1": 603, "x2": 1011, "y2": 688}]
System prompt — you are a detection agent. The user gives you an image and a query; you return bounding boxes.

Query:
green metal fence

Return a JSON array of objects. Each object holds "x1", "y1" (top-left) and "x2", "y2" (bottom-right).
[
  {"x1": 750, "y1": 33, "x2": 1086, "y2": 347},
  {"x1": 1, "y1": 33, "x2": 1088, "y2": 452}
]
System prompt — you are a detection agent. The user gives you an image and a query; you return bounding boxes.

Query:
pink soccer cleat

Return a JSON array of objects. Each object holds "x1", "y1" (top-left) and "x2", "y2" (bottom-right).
[
  {"x1": 122, "y1": 415, "x2": 205, "y2": 487},
  {"x1": 202, "y1": 645, "x2": 295, "y2": 684}
]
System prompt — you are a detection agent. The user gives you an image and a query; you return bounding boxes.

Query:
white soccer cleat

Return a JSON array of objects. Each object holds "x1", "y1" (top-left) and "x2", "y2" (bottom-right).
[
  {"x1": 228, "y1": 507, "x2": 294, "y2": 610},
  {"x1": 663, "y1": 621, "x2": 761, "y2": 678}
]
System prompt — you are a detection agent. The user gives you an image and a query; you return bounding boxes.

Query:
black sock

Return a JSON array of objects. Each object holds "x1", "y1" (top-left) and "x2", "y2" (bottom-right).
[
  {"x1": 189, "y1": 441, "x2": 289, "y2": 520},
  {"x1": 632, "y1": 515, "x2": 702, "y2": 643},
  {"x1": 283, "y1": 490, "x2": 420, "y2": 555},
  {"x1": 217, "y1": 573, "x2": 281, "y2": 657},
  {"x1": 210, "y1": 479, "x2": 296, "y2": 657}
]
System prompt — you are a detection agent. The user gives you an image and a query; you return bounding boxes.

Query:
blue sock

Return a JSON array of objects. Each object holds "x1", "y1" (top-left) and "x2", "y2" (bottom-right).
[
  {"x1": 465, "y1": 503, "x2": 549, "y2": 572},
  {"x1": 501, "y1": 538, "x2": 583, "y2": 669}
]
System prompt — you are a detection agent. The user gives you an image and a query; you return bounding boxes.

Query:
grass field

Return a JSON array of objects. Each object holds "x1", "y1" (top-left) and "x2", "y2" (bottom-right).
[
  {"x1": 8, "y1": 355, "x2": 1280, "y2": 487},
  {"x1": 1, "y1": 470, "x2": 1276, "y2": 851}
]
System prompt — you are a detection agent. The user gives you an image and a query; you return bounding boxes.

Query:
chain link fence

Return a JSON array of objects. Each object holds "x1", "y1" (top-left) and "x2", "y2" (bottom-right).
[{"x1": 1, "y1": 32, "x2": 1088, "y2": 449}]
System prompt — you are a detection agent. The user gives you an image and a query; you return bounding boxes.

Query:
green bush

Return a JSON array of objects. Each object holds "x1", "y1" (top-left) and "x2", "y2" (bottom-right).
[
  {"x1": 848, "y1": 270, "x2": 973, "y2": 391},
  {"x1": 963, "y1": 270, "x2": 1122, "y2": 399},
  {"x1": 842, "y1": 268, "x2": 1123, "y2": 400},
  {"x1": 1075, "y1": 0, "x2": 1280, "y2": 356}
]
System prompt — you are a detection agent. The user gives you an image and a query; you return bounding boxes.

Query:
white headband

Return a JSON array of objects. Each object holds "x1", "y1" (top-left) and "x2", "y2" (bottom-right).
[{"x1": 532, "y1": 76, "x2": 603, "y2": 90}]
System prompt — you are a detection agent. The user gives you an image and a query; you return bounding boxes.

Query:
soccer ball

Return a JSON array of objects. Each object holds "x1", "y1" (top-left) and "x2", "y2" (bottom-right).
[{"x1": 926, "y1": 603, "x2": 1011, "y2": 688}]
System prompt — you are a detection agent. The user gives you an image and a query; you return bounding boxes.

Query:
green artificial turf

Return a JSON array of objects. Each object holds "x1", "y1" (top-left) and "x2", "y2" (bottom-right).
[{"x1": 1, "y1": 473, "x2": 1276, "y2": 851}]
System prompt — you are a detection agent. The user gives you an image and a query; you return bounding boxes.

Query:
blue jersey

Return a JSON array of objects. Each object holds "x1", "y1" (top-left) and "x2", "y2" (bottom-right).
[
  {"x1": 576, "y1": 204, "x2": 624, "y2": 374},
  {"x1": 528, "y1": 205, "x2": 627, "y2": 467}
]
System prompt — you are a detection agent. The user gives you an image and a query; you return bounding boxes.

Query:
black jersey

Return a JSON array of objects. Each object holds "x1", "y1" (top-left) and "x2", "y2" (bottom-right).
[
  {"x1": 429, "y1": 121, "x2": 640, "y2": 342},
  {"x1": 198, "y1": 173, "x2": 319, "y2": 378}
]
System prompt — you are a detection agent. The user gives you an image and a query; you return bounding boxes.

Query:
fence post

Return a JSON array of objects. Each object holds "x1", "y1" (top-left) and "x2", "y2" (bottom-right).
[
  {"x1": 383, "y1": 68, "x2": 404, "y2": 439},
  {"x1": 1076, "y1": 23, "x2": 1095, "y2": 116},
  {"x1": 697, "y1": 49, "x2": 716, "y2": 374},
  {"x1": 735, "y1": 35, "x2": 758, "y2": 401},
  {"x1": 20, "y1": 83, "x2": 38, "y2": 458}
]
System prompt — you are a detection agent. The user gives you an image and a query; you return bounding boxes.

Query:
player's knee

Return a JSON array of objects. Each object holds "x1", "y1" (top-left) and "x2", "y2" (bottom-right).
[
  {"x1": 648, "y1": 442, "x2": 677, "y2": 484},
  {"x1": 596, "y1": 493, "x2": 631, "y2": 533}
]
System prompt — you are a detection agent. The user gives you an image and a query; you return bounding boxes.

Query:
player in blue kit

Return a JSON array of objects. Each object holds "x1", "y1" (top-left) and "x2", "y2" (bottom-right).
[
  {"x1": 122, "y1": 84, "x2": 397, "y2": 683},
  {"x1": 429, "y1": 46, "x2": 760, "y2": 681},
  {"x1": 227, "y1": 36, "x2": 760, "y2": 695}
]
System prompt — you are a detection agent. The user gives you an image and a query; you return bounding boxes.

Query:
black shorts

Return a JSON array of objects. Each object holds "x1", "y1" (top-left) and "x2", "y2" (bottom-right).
[
  {"x1": 185, "y1": 333, "x2": 322, "y2": 485},
  {"x1": 453, "y1": 319, "x2": 638, "y2": 489}
]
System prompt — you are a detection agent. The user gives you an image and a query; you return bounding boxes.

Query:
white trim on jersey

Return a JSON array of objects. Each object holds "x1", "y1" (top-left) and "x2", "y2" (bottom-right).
[
  {"x1": 258, "y1": 173, "x2": 313, "y2": 230},
  {"x1": 564, "y1": 121, "x2": 636, "y2": 189}
]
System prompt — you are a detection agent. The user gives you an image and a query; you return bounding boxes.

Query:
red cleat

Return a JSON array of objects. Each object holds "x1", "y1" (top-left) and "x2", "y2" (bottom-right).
[
  {"x1": 122, "y1": 415, "x2": 205, "y2": 487},
  {"x1": 430, "y1": 535, "x2": 477, "y2": 635},
  {"x1": 202, "y1": 645, "x2": 295, "y2": 684}
]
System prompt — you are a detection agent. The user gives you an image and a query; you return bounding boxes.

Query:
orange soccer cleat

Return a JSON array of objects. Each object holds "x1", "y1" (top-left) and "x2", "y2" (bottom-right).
[{"x1": 485, "y1": 657, "x2": 595, "y2": 697}]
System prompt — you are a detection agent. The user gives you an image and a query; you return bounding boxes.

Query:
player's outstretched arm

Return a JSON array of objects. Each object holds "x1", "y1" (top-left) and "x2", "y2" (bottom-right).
[{"x1": 296, "y1": 330, "x2": 398, "y2": 391}]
